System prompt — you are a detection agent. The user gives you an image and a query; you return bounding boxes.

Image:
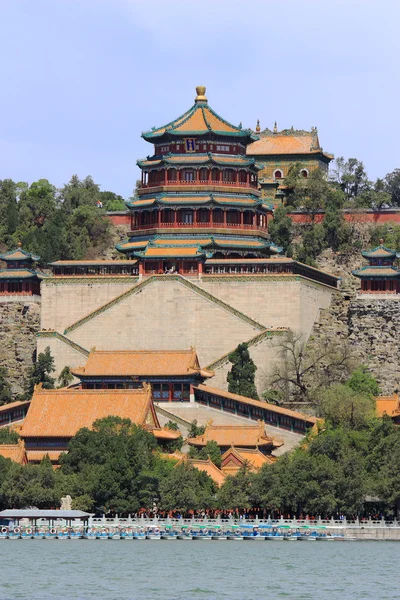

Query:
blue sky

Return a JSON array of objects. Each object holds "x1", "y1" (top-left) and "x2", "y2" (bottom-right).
[{"x1": 0, "y1": 0, "x2": 399, "y2": 198}]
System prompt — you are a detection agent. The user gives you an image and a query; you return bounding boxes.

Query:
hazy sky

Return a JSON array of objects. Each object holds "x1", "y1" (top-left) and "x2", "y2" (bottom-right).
[{"x1": 0, "y1": 0, "x2": 399, "y2": 197}]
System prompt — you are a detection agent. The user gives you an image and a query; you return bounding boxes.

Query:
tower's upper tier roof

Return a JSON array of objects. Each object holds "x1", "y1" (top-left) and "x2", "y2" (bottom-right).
[{"x1": 142, "y1": 86, "x2": 258, "y2": 144}]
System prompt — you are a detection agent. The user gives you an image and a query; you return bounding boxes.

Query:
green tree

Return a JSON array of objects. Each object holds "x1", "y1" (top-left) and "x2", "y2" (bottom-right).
[
  {"x1": 295, "y1": 223, "x2": 325, "y2": 264},
  {"x1": 159, "y1": 462, "x2": 215, "y2": 512},
  {"x1": 0, "y1": 427, "x2": 19, "y2": 444},
  {"x1": 346, "y1": 367, "x2": 379, "y2": 398},
  {"x1": 320, "y1": 384, "x2": 376, "y2": 429},
  {"x1": 268, "y1": 204, "x2": 293, "y2": 253},
  {"x1": 0, "y1": 179, "x2": 18, "y2": 240},
  {"x1": 217, "y1": 467, "x2": 254, "y2": 510},
  {"x1": 25, "y1": 346, "x2": 55, "y2": 397},
  {"x1": 58, "y1": 366, "x2": 73, "y2": 388},
  {"x1": 330, "y1": 157, "x2": 371, "y2": 203},
  {"x1": 187, "y1": 420, "x2": 206, "y2": 438},
  {"x1": 189, "y1": 440, "x2": 222, "y2": 468},
  {"x1": 227, "y1": 342, "x2": 258, "y2": 400},
  {"x1": 99, "y1": 191, "x2": 126, "y2": 211},
  {"x1": 384, "y1": 168, "x2": 400, "y2": 206},
  {"x1": 0, "y1": 367, "x2": 12, "y2": 406}
]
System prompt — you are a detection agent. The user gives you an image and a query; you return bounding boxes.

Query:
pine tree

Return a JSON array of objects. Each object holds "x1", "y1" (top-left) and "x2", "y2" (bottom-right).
[
  {"x1": 227, "y1": 343, "x2": 258, "y2": 399},
  {"x1": 0, "y1": 367, "x2": 12, "y2": 406},
  {"x1": 25, "y1": 346, "x2": 55, "y2": 398}
]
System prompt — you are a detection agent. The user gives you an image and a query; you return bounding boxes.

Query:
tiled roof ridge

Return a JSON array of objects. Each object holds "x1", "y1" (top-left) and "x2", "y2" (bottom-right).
[{"x1": 34, "y1": 385, "x2": 150, "y2": 396}]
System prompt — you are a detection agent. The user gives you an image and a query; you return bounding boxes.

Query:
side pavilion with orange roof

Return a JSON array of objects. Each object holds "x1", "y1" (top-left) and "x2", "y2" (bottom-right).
[
  {"x1": 221, "y1": 446, "x2": 275, "y2": 477},
  {"x1": 186, "y1": 420, "x2": 282, "y2": 456},
  {"x1": 376, "y1": 393, "x2": 400, "y2": 424},
  {"x1": 0, "y1": 439, "x2": 27, "y2": 465},
  {"x1": 19, "y1": 383, "x2": 180, "y2": 464},
  {"x1": 71, "y1": 348, "x2": 213, "y2": 402}
]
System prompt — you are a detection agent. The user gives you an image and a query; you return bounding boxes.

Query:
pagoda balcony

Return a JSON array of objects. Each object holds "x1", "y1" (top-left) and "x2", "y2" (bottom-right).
[
  {"x1": 132, "y1": 221, "x2": 264, "y2": 229},
  {"x1": 137, "y1": 182, "x2": 260, "y2": 197}
]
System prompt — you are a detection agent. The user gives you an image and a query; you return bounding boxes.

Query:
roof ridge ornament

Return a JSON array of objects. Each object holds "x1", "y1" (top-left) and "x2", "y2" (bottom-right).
[
  {"x1": 256, "y1": 119, "x2": 260, "y2": 133},
  {"x1": 273, "y1": 121, "x2": 278, "y2": 134},
  {"x1": 195, "y1": 85, "x2": 207, "y2": 104}
]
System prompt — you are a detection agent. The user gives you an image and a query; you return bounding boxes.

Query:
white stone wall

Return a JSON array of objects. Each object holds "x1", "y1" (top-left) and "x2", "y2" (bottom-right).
[
  {"x1": 40, "y1": 280, "x2": 136, "y2": 332},
  {"x1": 39, "y1": 276, "x2": 334, "y2": 394}
]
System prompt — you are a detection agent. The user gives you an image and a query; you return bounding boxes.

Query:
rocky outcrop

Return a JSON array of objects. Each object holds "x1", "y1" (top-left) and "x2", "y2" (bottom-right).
[
  {"x1": 0, "y1": 302, "x2": 40, "y2": 398},
  {"x1": 348, "y1": 299, "x2": 400, "y2": 394}
]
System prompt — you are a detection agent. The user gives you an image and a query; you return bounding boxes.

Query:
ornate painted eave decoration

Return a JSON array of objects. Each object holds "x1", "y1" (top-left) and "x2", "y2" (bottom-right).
[
  {"x1": 126, "y1": 193, "x2": 269, "y2": 210},
  {"x1": 141, "y1": 86, "x2": 258, "y2": 143},
  {"x1": 137, "y1": 153, "x2": 261, "y2": 170}
]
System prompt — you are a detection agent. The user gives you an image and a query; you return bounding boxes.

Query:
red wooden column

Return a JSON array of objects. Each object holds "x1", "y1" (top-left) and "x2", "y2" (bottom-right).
[
  {"x1": 157, "y1": 210, "x2": 161, "y2": 227},
  {"x1": 240, "y1": 211, "x2": 243, "y2": 227},
  {"x1": 223, "y1": 210, "x2": 227, "y2": 227},
  {"x1": 194, "y1": 209, "x2": 197, "y2": 225},
  {"x1": 164, "y1": 170, "x2": 168, "y2": 185},
  {"x1": 195, "y1": 169, "x2": 199, "y2": 184},
  {"x1": 198, "y1": 261, "x2": 203, "y2": 281},
  {"x1": 246, "y1": 172, "x2": 250, "y2": 186},
  {"x1": 208, "y1": 169, "x2": 212, "y2": 184}
]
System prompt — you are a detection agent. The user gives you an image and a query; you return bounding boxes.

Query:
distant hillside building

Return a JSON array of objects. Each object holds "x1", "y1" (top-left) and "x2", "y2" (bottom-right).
[
  {"x1": 353, "y1": 241, "x2": 400, "y2": 295},
  {"x1": 247, "y1": 123, "x2": 333, "y2": 202},
  {"x1": 0, "y1": 244, "x2": 44, "y2": 301}
]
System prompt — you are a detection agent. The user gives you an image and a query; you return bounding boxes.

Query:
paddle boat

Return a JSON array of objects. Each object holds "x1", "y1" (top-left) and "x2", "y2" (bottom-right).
[
  {"x1": 177, "y1": 527, "x2": 192, "y2": 540},
  {"x1": 242, "y1": 525, "x2": 266, "y2": 540},
  {"x1": 0, "y1": 527, "x2": 8, "y2": 539},
  {"x1": 120, "y1": 528, "x2": 134, "y2": 540},
  {"x1": 263, "y1": 526, "x2": 284, "y2": 540},
  {"x1": 133, "y1": 527, "x2": 147, "y2": 540},
  {"x1": 8, "y1": 527, "x2": 21, "y2": 540},
  {"x1": 57, "y1": 529, "x2": 70, "y2": 540},
  {"x1": 191, "y1": 525, "x2": 213, "y2": 540},
  {"x1": 146, "y1": 526, "x2": 161, "y2": 540},
  {"x1": 226, "y1": 528, "x2": 244, "y2": 541},
  {"x1": 84, "y1": 527, "x2": 97, "y2": 540},
  {"x1": 44, "y1": 527, "x2": 58, "y2": 540},
  {"x1": 160, "y1": 526, "x2": 178, "y2": 540},
  {"x1": 211, "y1": 526, "x2": 227, "y2": 540},
  {"x1": 96, "y1": 527, "x2": 110, "y2": 540},
  {"x1": 20, "y1": 527, "x2": 34, "y2": 540},
  {"x1": 33, "y1": 528, "x2": 46, "y2": 540},
  {"x1": 69, "y1": 528, "x2": 84, "y2": 540}
]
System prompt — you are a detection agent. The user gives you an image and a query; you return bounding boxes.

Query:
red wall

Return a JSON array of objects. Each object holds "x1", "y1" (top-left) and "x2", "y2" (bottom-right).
[{"x1": 106, "y1": 210, "x2": 400, "y2": 229}]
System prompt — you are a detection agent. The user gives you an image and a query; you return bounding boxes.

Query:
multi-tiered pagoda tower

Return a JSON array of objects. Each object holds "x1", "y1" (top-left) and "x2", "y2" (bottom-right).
[{"x1": 117, "y1": 86, "x2": 281, "y2": 276}]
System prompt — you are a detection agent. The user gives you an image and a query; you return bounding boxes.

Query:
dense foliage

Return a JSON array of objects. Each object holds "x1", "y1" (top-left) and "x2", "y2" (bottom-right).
[{"x1": 0, "y1": 175, "x2": 123, "y2": 263}]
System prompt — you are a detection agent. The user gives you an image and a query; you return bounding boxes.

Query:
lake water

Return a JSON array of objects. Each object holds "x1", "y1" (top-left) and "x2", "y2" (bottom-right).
[{"x1": 0, "y1": 540, "x2": 398, "y2": 600}]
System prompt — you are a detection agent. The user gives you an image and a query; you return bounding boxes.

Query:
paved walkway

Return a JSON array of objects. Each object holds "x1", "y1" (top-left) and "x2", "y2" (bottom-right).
[{"x1": 156, "y1": 402, "x2": 304, "y2": 455}]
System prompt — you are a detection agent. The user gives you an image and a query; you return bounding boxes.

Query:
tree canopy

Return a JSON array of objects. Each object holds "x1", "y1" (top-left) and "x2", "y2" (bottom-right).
[{"x1": 227, "y1": 342, "x2": 258, "y2": 400}]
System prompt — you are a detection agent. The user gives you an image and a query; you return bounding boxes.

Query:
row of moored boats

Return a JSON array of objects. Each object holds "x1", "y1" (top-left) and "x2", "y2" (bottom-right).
[{"x1": 0, "y1": 525, "x2": 348, "y2": 541}]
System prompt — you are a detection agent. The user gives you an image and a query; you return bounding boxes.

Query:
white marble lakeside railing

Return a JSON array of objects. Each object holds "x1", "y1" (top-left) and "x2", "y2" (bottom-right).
[{"x1": 86, "y1": 515, "x2": 400, "y2": 529}]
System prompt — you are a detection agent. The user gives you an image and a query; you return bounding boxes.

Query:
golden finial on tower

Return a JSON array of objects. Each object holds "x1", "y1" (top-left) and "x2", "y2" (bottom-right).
[
  {"x1": 379, "y1": 238, "x2": 384, "y2": 245},
  {"x1": 256, "y1": 119, "x2": 260, "y2": 133},
  {"x1": 17, "y1": 241, "x2": 22, "y2": 248},
  {"x1": 195, "y1": 86, "x2": 207, "y2": 103},
  {"x1": 273, "y1": 121, "x2": 278, "y2": 134}
]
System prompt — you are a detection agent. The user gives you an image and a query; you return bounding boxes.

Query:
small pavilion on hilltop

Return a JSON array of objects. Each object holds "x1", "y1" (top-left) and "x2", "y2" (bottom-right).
[
  {"x1": 186, "y1": 420, "x2": 282, "y2": 457},
  {"x1": 71, "y1": 349, "x2": 214, "y2": 402},
  {"x1": 0, "y1": 244, "x2": 44, "y2": 299},
  {"x1": 19, "y1": 383, "x2": 181, "y2": 464},
  {"x1": 376, "y1": 393, "x2": 400, "y2": 424},
  {"x1": 352, "y1": 240, "x2": 400, "y2": 294}
]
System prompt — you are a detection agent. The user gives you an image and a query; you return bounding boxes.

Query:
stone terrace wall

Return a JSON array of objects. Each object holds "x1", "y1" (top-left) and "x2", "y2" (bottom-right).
[
  {"x1": 348, "y1": 298, "x2": 400, "y2": 394},
  {"x1": 0, "y1": 302, "x2": 40, "y2": 398}
]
